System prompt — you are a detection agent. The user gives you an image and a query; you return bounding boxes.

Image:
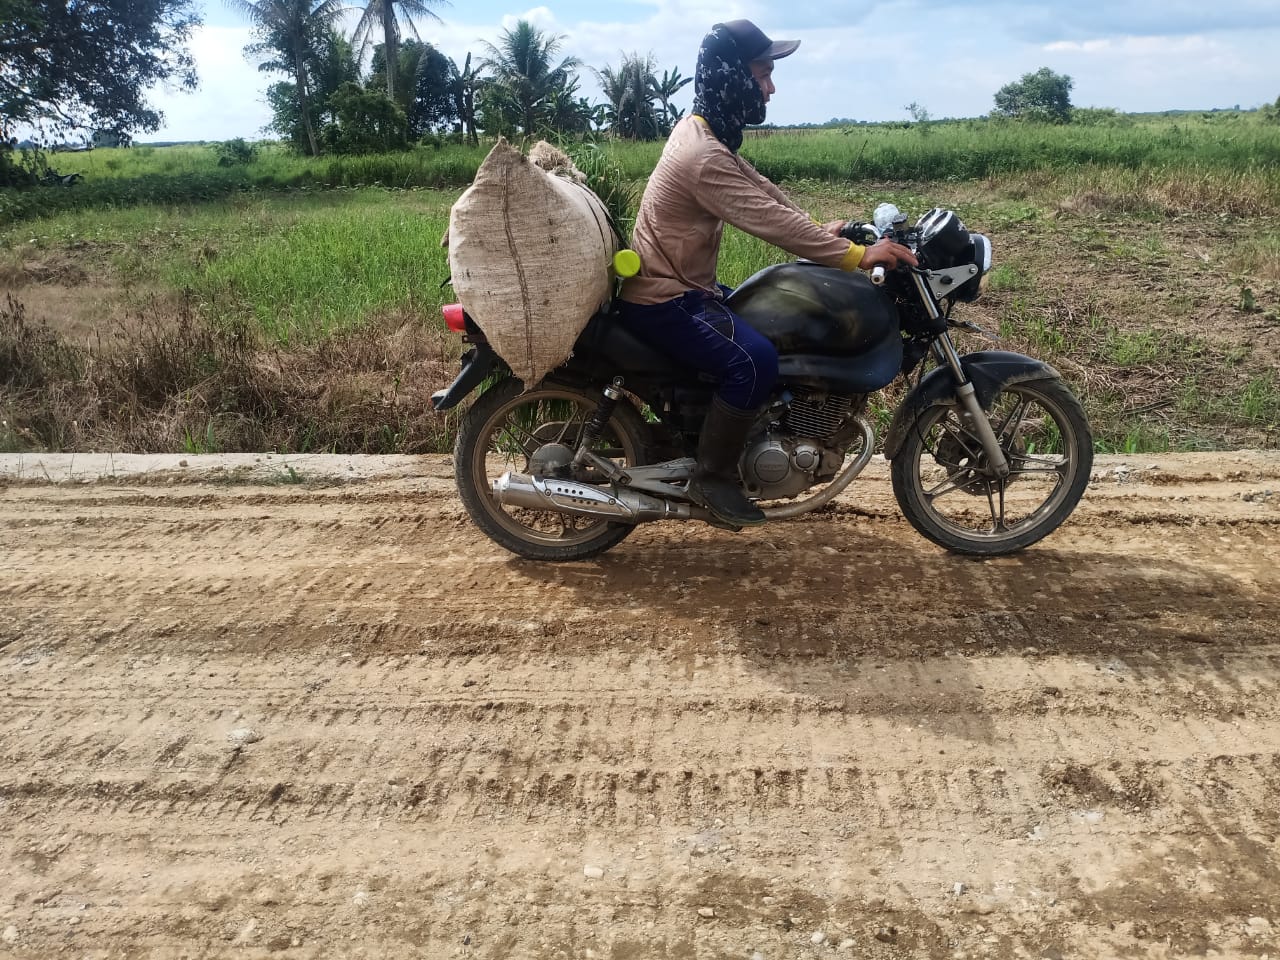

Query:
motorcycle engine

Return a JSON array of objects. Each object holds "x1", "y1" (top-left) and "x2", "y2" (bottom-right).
[{"x1": 741, "y1": 391, "x2": 858, "y2": 500}]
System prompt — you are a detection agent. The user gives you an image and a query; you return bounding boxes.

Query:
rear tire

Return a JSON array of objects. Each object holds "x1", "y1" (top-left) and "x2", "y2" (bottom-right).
[
  {"x1": 454, "y1": 378, "x2": 649, "y2": 561},
  {"x1": 891, "y1": 376, "x2": 1092, "y2": 556}
]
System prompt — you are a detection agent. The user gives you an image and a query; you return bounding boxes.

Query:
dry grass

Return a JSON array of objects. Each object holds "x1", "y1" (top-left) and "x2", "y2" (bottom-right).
[
  {"x1": 976, "y1": 292, "x2": 1280, "y2": 451},
  {"x1": 1234, "y1": 236, "x2": 1280, "y2": 282},
  {"x1": 993, "y1": 166, "x2": 1280, "y2": 218},
  {"x1": 0, "y1": 295, "x2": 459, "y2": 454}
]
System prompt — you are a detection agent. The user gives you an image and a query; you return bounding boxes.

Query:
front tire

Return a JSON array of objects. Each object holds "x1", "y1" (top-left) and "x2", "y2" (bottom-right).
[
  {"x1": 454, "y1": 378, "x2": 649, "y2": 561},
  {"x1": 891, "y1": 376, "x2": 1093, "y2": 556}
]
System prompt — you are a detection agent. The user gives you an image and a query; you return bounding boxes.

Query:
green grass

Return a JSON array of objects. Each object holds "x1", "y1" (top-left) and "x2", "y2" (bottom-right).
[
  {"x1": 169, "y1": 199, "x2": 451, "y2": 341},
  {"x1": 5, "y1": 116, "x2": 1280, "y2": 454},
  {"x1": 717, "y1": 224, "x2": 793, "y2": 286},
  {"x1": 1, "y1": 141, "x2": 487, "y2": 224},
  {"x1": 1232, "y1": 231, "x2": 1280, "y2": 282},
  {"x1": 182, "y1": 421, "x2": 218, "y2": 455},
  {"x1": 1234, "y1": 373, "x2": 1280, "y2": 424},
  {"x1": 5, "y1": 189, "x2": 455, "y2": 341},
  {"x1": 986, "y1": 263, "x2": 1034, "y2": 293},
  {"x1": 1103, "y1": 330, "x2": 1163, "y2": 366},
  {"x1": 979, "y1": 277, "x2": 1279, "y2": 453},
  {"x1": 980, "y1": 200, "x2": 1043, "y2": 229},
  {"x1": 1101, "y1": 423, "x2": 1177, "y2": 455},
  {"x1": 998, "y1": 299, "x2": 1068, "y2": 353},
  {"x1": 46, "y1": 141, "x2": 481, "y2": 185},
  {"x1": 8, "y1": 111, "x2": 1280, "y2": 225},
  {"x1": 741, "y1": 115, "x2": 1280, "y2": 185}
]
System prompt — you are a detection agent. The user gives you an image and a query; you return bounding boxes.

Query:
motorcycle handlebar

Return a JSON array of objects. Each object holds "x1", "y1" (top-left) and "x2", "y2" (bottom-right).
[{"x1": 871, "y1": 263, "x2": 934, "y2": 287}]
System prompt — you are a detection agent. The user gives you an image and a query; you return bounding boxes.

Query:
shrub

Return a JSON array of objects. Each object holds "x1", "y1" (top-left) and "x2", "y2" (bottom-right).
[
  {"x1": 324, "y1": 83, "x2": 410, "y2": 155},
  {"x1": 0, "y1": 145, "x2": 51, "y2": 188},
  {"x1": 1071, "y1": 107, "x2": 1124, "y2": 127},
  {"x1": 214, "y1": 138, "x2": 259, "y2": 166},
  {"x1": 993, "y1": 67, "x2": 1074, "y2": 123}
]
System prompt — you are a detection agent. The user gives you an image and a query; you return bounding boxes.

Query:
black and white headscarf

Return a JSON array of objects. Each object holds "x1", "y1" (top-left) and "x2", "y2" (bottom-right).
[{"x1": 692, "y1": 23, "x2": 766, "y2": 154}]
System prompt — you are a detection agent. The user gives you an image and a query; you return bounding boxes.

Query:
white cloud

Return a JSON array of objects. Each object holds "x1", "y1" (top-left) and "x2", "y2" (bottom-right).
[
  {"x1": 1036, "y1": 32, "x2": 1274, "y2": 111},
  {"x1": 145, "y1": 5, "x2": 1280, "y2": 143},
  {"x1": 149, "y1": 25, "x2": 274, "y2": 142},
  {"x1": 501, "y1": 6, "x2": 557, "y2": 31},
  {"x1": 1044, "y1": 35, "x2": 1214, "y2": 55}
]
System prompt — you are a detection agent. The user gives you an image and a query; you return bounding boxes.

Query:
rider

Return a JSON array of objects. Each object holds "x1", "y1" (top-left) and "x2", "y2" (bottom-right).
[{"x1": 618, "y1": 19, "x2": 917, "y2": 529}]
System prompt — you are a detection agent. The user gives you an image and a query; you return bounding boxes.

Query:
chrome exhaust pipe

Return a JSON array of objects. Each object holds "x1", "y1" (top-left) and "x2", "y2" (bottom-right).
[{"x1": 492, "y1": 472, "x2": 693, "y2": 524}]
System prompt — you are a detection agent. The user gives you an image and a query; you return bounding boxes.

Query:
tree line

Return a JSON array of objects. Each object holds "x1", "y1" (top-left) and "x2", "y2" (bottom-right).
[
  {"x1": 0, "y1": 0, "x2": 691, "y2": 171},
  {"x1": 4, "y1": 1, "x2": 1277, "y2": 177},
  {"x1": 231, "y1": 0, "x2": 692, "y2": 155}
]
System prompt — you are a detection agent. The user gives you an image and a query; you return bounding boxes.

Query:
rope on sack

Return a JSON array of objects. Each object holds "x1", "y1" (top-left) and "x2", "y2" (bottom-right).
[{"x1": 499, "y1": 154, "x2": 537, "y2": 386}]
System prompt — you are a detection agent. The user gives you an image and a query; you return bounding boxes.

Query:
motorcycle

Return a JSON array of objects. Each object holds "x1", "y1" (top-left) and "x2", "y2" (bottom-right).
[{"x1": 432, "y1": 205, "x2": 1093, "y2": 561}]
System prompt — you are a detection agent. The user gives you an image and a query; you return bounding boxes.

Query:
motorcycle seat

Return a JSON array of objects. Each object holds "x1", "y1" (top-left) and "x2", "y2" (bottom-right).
[{"x1": 572, "y1": 308, "x2": 700, "y2": 378}]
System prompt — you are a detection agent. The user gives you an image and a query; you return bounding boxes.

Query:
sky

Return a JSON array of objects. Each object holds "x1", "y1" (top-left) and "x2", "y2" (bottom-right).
[{"x1": 147, "y1": 0, "x2": 1280, "y2": 142}]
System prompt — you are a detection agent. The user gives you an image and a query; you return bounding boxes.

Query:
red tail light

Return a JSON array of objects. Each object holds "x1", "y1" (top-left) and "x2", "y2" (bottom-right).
[{"x1": 442, "y1": 303, "x2": 466, "y2": 333}]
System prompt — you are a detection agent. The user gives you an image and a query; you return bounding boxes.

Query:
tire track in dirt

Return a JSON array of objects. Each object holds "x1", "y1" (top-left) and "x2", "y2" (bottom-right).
[{"x1": 2, "y1": 454, "x2": 1279, "y2": 958}]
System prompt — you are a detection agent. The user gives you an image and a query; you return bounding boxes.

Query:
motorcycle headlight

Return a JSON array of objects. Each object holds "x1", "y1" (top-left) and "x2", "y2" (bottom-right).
[
  {"x1": 971, "y1": 233, "x2": 992, "y2": 274},
  {"x1": 915, "y1": 208, "x2": 971, "y2": 268},
  {"x1": 948, "y1": 232, "x2": 991, "y2": 303},
  {"x1": 915, "y1": 207, "x2": 994, "y2": 303}
]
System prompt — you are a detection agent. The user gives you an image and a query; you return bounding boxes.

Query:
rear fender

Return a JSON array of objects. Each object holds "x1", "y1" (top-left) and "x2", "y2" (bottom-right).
[
  {"x1": 883, "y1": 350, "x2": 1061, "y2": 460},
  {"x1": 430, "y1": 342, "x2": 501, "y2": 412}
]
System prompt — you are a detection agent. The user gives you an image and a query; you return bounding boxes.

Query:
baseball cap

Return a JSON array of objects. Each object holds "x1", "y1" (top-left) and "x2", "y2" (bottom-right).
[{"x1": 720, "y1": 19, "x2": 800, "y2": 62}]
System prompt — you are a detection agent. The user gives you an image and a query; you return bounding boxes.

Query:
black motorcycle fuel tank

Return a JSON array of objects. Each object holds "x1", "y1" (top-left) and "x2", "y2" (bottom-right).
[{"x1": 727, "y1": 262, "x2": 903, "y2": 393}]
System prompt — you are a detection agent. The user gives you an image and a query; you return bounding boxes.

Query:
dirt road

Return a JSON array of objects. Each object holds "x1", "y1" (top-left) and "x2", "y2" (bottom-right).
[{"x1": 2, "y1": 453, "x2": 1279, "y2": 959}]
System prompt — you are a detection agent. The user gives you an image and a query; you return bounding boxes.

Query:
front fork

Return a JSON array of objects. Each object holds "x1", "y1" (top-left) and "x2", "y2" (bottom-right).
[{"x1": 912, "y1": 273, "x2": 1010, "y2": 478}]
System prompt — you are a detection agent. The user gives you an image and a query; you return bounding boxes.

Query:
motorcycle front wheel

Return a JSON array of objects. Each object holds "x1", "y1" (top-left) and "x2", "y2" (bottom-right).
[
  {"x1": 453, "y1": 377, "x2": 649, "y2": 561},
  {"x1": 890, "y1": 376, "x2": 1093, "y2": 556}
]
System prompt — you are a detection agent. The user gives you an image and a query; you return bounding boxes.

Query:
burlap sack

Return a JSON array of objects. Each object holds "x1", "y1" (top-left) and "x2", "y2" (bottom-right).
[{"x1": 447, "y1": 139, "x2": 618, "y2": 388}]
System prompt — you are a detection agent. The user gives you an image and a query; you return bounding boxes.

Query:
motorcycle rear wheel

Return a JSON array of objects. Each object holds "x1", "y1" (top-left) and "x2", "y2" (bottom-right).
[
  {"x1": 454, "y1": 378, "x2": 649, "y2": 561},
  {"x1": 891, "y1": 376, "x2": 1093, "y2": 556}
]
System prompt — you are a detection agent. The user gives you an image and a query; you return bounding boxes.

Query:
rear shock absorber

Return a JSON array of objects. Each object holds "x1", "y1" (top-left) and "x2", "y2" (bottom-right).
[{"x1": 572, "y1": 378, "x2": 627, "y2": 478}]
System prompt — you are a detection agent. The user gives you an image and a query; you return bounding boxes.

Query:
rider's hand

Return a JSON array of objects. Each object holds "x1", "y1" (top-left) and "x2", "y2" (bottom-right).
[
  {"x1": 821, "y1": 219, "x2": 847, "y2": 236},
  {"x1": 859, "y1": 238, "x2": 918, "y2": 271}
]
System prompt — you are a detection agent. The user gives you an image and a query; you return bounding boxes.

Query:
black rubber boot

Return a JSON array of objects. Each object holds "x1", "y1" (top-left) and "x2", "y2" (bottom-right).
[{"x1": 688, "y1": 396, "x2": 765, "y2": 528}]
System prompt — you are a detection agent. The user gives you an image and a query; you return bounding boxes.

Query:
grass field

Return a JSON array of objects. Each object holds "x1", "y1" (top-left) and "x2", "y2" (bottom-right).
[
  {"x1": 11, "y1": 112, "x2": 1280, "y2": 224},
  {"x1": 3, "y1": 114, "x2": 1279, "y2": 455}
]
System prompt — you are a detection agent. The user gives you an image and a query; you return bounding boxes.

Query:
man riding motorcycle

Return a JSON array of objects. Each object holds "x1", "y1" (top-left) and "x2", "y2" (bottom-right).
[{"x1": 616, "y1": 19, "x2": 917, "y2": 528}]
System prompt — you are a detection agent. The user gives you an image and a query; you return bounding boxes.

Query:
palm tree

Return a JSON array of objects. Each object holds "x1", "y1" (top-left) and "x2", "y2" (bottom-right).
[
  {"x1": 480, "y1": 20, "x2": 581, "y2": 137},
  {"x1": 596, "y1": 64, "x2": 626, "y2": 136},
  {"x1": 352, "y1": 0, "x2": 447, "y2": 102},
  {"x1": 309, "y1": 27, "x2": 359, "y2": 129},
  {"x1": 448, "y1": 52, "x2": 483, "y2": 145},
  {"x1": 228, "y1": 0, "x2": 346, "y2": 156},
  {"x1": 545, "y1": 75, "x2": 596, "y2": 137},
  {"x1": 651, "y1": 67, "x2": 691, "y2": 133},
  {"x1": 596, "y1": 53, "x2": 660, "y2": 140}
]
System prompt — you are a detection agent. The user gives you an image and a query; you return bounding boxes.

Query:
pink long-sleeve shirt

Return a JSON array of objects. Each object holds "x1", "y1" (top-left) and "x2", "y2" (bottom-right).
[{"x1": 620, "y1": 116, "x2": 864, "y2": 306}]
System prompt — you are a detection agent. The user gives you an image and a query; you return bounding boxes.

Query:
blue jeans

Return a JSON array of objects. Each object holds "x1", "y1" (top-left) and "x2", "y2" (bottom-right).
[{"x1": 616, "y1": 290, "x2": 778, "y2": 410}]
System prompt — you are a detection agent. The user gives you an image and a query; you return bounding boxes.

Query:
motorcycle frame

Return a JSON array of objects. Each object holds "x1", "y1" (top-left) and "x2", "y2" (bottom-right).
[{"x1": 435, "y1": 260, "x2": 1053, "y2": 526}]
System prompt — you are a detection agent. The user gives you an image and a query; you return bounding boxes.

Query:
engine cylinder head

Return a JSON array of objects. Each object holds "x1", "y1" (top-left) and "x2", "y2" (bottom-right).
[{"x1": 785, "y1": 392, "x2": 854, "y2": 440}]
